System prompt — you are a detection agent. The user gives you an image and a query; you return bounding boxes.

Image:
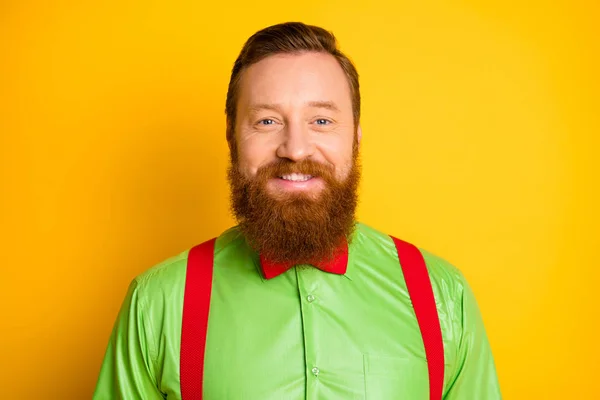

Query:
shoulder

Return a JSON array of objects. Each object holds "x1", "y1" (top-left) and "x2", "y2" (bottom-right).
[
  {"x1": 354, "y1": 222, "x2": 467, "y2": 298},
  {"x1": 418, "y1": 247, "x2": 469, "y2": 339},
  {"x1": 130, "y1": 226, "x2": 245, "y2": 302},
  {"x1": 130, "y1": 249, "x2": 190, "y2": 307},
  {"x1": 419, "y1": 248, "x2": 466, "y2": 297}
]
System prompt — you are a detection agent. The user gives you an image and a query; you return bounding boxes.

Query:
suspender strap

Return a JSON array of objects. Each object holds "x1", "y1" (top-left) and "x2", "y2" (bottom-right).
[
  {"x1": 391, "y1": 236, "x2": 445, "y2": 400},
  {"x1": 180, "y1": 238, "x2": 216, "y2": 400},
  {"x1": 180, "y1": 236, "x2": 443, "y2": 399}
]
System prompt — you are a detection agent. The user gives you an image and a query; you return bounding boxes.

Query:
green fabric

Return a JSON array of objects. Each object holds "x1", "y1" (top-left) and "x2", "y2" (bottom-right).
[{"x1": 93, "y1": 223, "x2": 501, "y2": 399}]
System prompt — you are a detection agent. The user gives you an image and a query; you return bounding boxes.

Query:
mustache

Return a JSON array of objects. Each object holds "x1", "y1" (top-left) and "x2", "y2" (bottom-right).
[{"x1": 255, "y1": 159, "x2": 335, "y2": 180}]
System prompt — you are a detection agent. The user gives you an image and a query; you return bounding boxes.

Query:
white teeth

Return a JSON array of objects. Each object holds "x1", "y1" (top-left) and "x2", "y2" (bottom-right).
[{"x1": 280, "y1": 173, "x2": 313, "y2": 182}]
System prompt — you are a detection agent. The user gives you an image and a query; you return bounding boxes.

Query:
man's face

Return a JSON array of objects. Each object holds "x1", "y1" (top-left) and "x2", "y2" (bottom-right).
[
  {"x1": 234, "y1": 52, "x2": 360, "y2": 199},
  {"x1": 228, "y1": 51, "x2": 361, "y2": 263}
]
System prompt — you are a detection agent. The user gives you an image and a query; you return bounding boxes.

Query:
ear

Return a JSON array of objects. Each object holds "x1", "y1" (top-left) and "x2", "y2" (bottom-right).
[{"x1": 357, "y1": 124, "x2": 363, "y2": 146}]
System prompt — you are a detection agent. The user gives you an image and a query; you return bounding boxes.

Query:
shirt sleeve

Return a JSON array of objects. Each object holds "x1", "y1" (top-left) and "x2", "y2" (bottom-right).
[
  {"x1": 443, "y1": 275, "x2": 502, "y2": 399},
  {"x1": 93, "y1": 279, "x2": 165, "y2": 400}
]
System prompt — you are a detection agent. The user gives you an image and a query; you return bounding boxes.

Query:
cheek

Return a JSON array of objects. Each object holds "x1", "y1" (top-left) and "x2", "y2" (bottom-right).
[
  {"x1": 237, "y1": 138, "x2": 276, "y2": 177},
  {"x1": 335, "y1": 159, "x2": 355, "y2": 181},
  {"x1": 319, "y1": 138, "x2": 355, "y2": 180}
]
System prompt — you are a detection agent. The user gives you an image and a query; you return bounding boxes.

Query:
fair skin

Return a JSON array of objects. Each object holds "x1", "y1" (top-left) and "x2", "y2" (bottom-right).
[{"x1": 235, "y1": 51, "x2": 362, "y2": 197}]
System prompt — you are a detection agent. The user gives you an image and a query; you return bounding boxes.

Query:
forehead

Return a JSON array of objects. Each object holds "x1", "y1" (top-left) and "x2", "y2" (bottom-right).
[{"x1": 236, "y1": 52, "x2": 353, "y2": 113}]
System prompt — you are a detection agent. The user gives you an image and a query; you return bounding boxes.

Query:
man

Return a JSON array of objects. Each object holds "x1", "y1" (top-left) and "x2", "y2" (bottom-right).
[{"x1": 94, "y1": 22, "x2": 501, "y2": 399}]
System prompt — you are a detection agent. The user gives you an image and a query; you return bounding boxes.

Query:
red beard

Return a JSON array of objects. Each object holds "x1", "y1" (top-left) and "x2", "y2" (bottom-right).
[{"x1": 228, "y1": 154, "x2": 360, "y2": 264}]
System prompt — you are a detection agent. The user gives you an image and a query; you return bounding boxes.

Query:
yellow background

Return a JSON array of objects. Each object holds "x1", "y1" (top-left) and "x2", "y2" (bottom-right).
[{"x1": 1, "y1": 1, "x2": 598, "y2": 398}]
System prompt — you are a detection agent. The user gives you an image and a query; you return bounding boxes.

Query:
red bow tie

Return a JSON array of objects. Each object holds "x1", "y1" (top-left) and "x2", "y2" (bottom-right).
[{"x1": 259, "y1": 240, "x2": 349, "y2": 280}]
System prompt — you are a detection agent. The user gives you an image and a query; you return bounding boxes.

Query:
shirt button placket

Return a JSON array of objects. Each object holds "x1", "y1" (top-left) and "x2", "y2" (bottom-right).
[{"x1": 296, "y1": 267, "x2": 321, "y2": 400}]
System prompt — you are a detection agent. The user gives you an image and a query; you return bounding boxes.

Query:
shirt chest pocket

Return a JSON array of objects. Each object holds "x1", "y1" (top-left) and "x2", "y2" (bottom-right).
[{"x1": 363, "y1": 354, "x2": 429, "y2": 400}]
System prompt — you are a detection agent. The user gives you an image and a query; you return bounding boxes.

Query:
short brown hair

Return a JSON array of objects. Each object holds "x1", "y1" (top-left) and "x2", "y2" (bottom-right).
[{"x1": 225, "y1": 22, "x2": 360, "y2": 159}]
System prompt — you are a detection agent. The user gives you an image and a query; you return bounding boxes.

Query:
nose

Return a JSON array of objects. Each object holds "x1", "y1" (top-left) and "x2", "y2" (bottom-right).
[{"x1": 276, "y1": 120, "x2": 315, "y2": 162}]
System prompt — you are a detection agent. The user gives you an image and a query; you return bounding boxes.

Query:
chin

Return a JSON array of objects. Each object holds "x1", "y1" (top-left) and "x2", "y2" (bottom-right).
[{"x1": 266, "y1": 187, "x2": 324, "y2": 201}]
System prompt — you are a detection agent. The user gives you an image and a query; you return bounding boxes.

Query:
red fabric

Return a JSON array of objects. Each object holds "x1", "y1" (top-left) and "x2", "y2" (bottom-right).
[
  {"x1": 391, "y1": 236, "x2": 445, "y2": 400},
  {"x1": 180, "y1": 235, "x2": 443, "y2": 399},
  {"x1": 180, "y1": 238, "x2": 216, "y2": 400},
  {"x1": 259, "y1": 239, "x2": 348, "y2": 279}
]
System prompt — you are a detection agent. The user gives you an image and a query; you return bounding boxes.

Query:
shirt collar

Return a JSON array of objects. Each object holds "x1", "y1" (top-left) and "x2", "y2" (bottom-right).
[{"x1": 259, "y1": 239, "x2": 349, "y2": 280}]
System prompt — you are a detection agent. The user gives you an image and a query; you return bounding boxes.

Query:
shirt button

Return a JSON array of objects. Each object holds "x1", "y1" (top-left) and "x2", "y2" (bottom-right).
[
  {"x1": 311, "y1": 367, "x2": 320, "y2": 376},
  {"x1": 306, "y1": 294, "x2": 315, "y2": 303}
]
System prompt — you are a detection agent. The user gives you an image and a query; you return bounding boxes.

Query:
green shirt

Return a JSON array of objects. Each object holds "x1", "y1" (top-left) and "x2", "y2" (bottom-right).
[{"x1": 94, "y1": 223, "x2": 501, "y2": 399}]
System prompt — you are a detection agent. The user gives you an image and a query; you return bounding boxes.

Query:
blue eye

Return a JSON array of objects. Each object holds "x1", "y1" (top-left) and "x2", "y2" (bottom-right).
[
  {"x1": 315, "y1": 119, "x2": 331, "y2": 125},
  {"x1": 259, "y1": 119, "x2": 275, "y2": 125}
]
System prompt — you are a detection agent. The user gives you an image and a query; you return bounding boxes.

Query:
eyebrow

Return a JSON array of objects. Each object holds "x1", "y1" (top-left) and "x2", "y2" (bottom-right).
[
  {"x1": 247, "y1": 101, "x2": 341, "y2": 114},
  {"x1": 247, "y1": 103, "x2": 282, "y2": 114},
  {"x1": 307, "y1": 101, "x2": 340, "y2": 112}
]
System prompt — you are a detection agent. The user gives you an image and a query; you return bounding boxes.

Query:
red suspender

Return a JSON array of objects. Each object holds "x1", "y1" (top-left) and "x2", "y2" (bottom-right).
[
  {"x1": 180, "y1": 238, "x2": 216, "y2": 400},
  {"x1": 180, "y1": 236, "x2": 443, "y2": 400},
  {"x1": 391, "y1": 236, "x2": 445, "y2": 400}
]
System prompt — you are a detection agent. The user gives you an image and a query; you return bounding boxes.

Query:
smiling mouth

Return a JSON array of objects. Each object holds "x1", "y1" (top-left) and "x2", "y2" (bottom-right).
[{"x1": 278, "y1": 173, "x2": 314, "y2": 182}]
